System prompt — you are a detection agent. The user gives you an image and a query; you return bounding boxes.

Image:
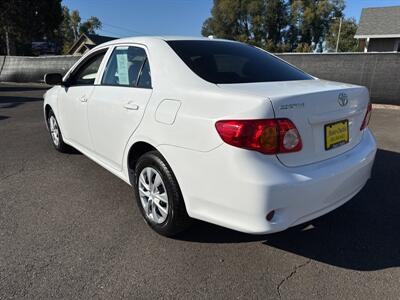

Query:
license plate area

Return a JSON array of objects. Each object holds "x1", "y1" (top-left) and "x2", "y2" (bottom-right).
[{"x1": 324, "y1": 120, "x2": 349, "y2": 150}]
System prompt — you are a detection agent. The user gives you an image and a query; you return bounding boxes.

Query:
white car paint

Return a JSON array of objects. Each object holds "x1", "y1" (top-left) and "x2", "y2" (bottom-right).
[
  {"x1": 44, "y1": 36, "x2": 377, "y2": 234},
  {"x1": 220, "y1": 80, "x2": 368, "y2": 167}
]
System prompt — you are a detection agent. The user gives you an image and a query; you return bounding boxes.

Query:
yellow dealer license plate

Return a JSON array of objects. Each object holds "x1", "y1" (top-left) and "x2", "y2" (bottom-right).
[{"x1": 324, "y1": 120, "x2": 349, "y2": 150}]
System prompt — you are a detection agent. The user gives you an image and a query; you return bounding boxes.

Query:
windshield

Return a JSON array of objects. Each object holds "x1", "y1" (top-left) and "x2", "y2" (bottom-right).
[{"x1": 167, "y1": 40, "x2": 313, "y2": 84}]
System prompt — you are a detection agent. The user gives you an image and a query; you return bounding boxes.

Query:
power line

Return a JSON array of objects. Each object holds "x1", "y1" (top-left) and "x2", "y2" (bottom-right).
[
  {"x1": 101, "y1": 22, "x2": 149, "y2": 35},
  {"x1": 97, "y1": 28, "x2": 127, "y2": 38},
  {"x1": 80, "y1": 17, "x2": 150, "y2": 36}
]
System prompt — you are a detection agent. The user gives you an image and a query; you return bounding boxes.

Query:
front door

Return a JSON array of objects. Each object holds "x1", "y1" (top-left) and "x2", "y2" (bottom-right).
[{"x1": 58, "y1": 51, "x2": 107, "y2": 151}]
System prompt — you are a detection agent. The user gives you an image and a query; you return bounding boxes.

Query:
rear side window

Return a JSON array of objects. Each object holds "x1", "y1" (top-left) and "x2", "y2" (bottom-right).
[
  {"x1": 167, "y1": 40, "x2": 312, "y2": 84},
  {"x1": 102, "y1": 46, "x2": 151, "y2": 88}
]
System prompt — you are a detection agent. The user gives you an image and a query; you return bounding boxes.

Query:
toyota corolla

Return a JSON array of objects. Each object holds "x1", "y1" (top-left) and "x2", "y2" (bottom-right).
[{"x1": 43, "y1": 37, "x2": 376, "y2": 236}]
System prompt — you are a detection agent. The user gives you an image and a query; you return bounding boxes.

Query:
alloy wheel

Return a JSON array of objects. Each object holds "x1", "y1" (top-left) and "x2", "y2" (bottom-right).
[
  {"x1": 49, "y1": 116, "x2": 60, "y2": 147},
  {"x1": 138, "y1": 167, "x2": 169, "y2": 224}
]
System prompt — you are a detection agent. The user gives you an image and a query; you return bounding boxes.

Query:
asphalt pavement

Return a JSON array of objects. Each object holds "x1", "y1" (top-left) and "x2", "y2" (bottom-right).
[{"x1": 1, "y1": 83, "x2": 400, "y2": 299}]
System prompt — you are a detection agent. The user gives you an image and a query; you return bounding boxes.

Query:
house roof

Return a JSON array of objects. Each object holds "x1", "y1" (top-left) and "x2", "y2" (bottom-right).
[
  {"x1": 86, "y1": 34, "x2": 117, "y2": 45},
  {"x1": 67, "y1": 33, "x2": 117, "y2": 55},
  {"x1": 355, "y1": 6, "x2": 400, "y2": 39}
]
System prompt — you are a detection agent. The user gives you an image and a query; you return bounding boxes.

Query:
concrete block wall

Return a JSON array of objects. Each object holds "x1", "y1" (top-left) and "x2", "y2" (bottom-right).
[
  {"x1": 0, "y1": 52, "x2": 399, "y2": 105},
  {"x1": 277, "y1": 53, "x2": 400, "y2": 105},
  {"x1": 0, "y1": 55, "x2": 79, "y2": 83}
]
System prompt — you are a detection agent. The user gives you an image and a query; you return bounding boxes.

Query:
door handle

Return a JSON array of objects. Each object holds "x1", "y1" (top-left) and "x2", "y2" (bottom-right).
[
  {"x1": 123, "y1": 102, "x2": 139, "y2": 110},
  {"x1": 80, "y1": 95, "x2": 88, "y2": 103}
]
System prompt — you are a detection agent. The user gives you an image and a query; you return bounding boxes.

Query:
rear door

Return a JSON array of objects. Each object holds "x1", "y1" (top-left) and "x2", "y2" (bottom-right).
[{"x1": 88, "y1": 45, "x2": 153, "y2": 171}]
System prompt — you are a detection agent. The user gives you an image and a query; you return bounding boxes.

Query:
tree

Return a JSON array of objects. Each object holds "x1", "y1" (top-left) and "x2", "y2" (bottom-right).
[
  {"x1": 79, "y1": 17, "x2": 102, "y2": 35},
  {"x1": 201, "y1": 0, "x2": 248, "y2": 42},
  {"x1": 202, "y1": 0, "x2": 288, "y2": 51},
  {"x1": 59, "y1": 8, "x2": 103, "y2": 54},
  {"x1": 202, "y1": 0, "x2": 351, "y2": 53},
  {"x1": 59, "y1": 6, "x2": 75, "y2": 54},
  {"x1": 0, "y1": 0, "x2": 63, "y2": 55},
  {"x1": 326, "y1": 17, "x2": 359, "y2": 52},
  {"x1": 0, "y1": 2, "x2": 103, "y2": 55},
  {"x1": 287, "y1": 0, "x2": 345, "y2": 52},
  {"x1": 70, "y1": 10, "x2": 81, "y2": 40},
  {"x1": 265, "y1": 0, "x2": 288, "y2": 45}
]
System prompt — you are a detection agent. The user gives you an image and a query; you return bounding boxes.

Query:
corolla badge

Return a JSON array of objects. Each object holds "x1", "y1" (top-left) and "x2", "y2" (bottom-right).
[{"x1": 338, "y1": 93, "x2": 349, "y2": 107}]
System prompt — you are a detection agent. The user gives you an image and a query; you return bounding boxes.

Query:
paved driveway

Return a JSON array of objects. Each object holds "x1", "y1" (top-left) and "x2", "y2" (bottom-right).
[{"x1": 1, "y1": 83, "x2": 399, "y2": 299}]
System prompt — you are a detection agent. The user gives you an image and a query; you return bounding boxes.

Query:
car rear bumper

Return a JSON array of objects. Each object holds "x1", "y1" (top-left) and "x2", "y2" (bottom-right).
[{"x1": 159, "y1": 129, "x2": 377, "y2": 234}]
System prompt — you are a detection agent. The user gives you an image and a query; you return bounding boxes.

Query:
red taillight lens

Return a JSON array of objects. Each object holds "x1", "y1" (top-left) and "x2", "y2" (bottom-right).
[
  {"x1": 215, "y1": 119, "x2": 302, "y2": 154},
  {"x1": 360, "y1": 103, "x2": 372, "y2": 130}
]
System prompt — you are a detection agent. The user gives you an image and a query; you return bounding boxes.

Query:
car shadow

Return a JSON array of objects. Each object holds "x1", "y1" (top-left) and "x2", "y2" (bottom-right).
[
  {"x1": 0, "y1": 86, "x2": 49, "y2": 92},
  {"x1": 0, "y1": 115, "x2": 10, "y2": 121},
  {"x1": 0, "y1": 84, "x2": 48, "y2": 108},
  {"x1": 0, "y1": 95, "x2": 44, "y2": 104},
  {"x1": 176, "y1": 149, "x2": 400, "y2": 271},
  {"x1": 0, "y1": 95, "x2": 44, "y2": 109}
]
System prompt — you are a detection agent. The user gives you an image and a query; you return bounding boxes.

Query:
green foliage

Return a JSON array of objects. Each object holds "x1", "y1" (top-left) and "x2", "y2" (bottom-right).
[
  {"x1": 0, "y1": 0, "x2": 63, "y2": 55},
  {"x1": 0, "y1": 1, "x2": 102, "y2": 55},
  {"x1": 294, "y1": 42, "x2": 313, "y2": 52},
  {"x1": 60, "y1": 9, "x2": 103, "y2": 54},
  {"x1": 79, "y1": 17, "x2": 102, "y2": 35},
  {"x1": 202, "y1": 0, "x2": 288, "y2": 50},
  {"x1": 60, "y1": 7, "x2": 75, "y2": 55},
  {"x1": 326, "y1": 17, "x2": 359, "y2": 52},
  {"x1": 289, "y1": 0, "x2": 344, "y2": 51},
  {"x1": 70, "y1": 10, "x2": 81, "y2": 40},
  {"x1": 202, "y1": 0, "x2": 355, "y2": 53}
]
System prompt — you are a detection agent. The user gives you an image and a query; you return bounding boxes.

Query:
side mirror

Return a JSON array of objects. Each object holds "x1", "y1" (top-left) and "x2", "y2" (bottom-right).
[{"x1": 44, "y1": 73, "x2": 63, "y2": 86}]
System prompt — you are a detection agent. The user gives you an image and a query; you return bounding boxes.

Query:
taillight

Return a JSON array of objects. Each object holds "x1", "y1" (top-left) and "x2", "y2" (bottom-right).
[
  {"x1": 215, "y1": 119, "x2": 302, "y2": 154},
  {"x1": 360, "y1": 103, "x2": 372, "y2": 130}
]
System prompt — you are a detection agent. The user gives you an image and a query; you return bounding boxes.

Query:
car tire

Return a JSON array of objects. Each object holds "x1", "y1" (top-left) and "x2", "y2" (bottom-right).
[
  {"x1": 47, "y1": 110, "x2": 71, "y2": 153},
  {"x1": 134, "y1": 150, "x2": 191, "y2": 237}
]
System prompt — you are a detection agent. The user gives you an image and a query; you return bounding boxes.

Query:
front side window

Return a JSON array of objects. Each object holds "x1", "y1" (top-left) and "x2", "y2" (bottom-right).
[
  {"x1": 167, "y1": 40, "x2": 313, "y2": 84},
  {"x1": 71, "y1": 51, "x2": 106, "y2": 85},
  {"x1": 102, "y1": 46, "x2": 151, "y2": 88}
]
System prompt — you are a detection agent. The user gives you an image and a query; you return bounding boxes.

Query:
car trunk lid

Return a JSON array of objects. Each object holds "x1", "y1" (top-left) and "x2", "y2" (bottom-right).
[{"x1": 218, "y1": 80, "x2": 370, "y2": 167}]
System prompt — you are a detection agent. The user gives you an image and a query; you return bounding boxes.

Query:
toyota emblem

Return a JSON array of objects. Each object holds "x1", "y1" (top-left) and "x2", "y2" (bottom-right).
[{"x1": 338, "y1": 93, "x2": 349, "y2": 107}]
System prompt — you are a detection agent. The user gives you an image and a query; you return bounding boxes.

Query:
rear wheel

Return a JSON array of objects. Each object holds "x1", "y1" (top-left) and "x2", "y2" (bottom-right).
[
  {"x1": 47, "y1": 110, "x2": 71, "y2": 153},
  {"x1": 134, "y1": 151, "x2": 191, "y2": 237}
]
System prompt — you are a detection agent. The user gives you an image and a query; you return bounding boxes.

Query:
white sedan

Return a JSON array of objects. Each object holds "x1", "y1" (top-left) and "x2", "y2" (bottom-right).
[{"x1": 44, "y1": 36, "x2": 376, "y2": 236}]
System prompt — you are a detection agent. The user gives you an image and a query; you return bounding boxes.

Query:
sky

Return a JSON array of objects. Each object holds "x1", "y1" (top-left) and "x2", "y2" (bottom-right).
[{"x1": 62, "y1": 0, "x2": 400, "y2": 38}]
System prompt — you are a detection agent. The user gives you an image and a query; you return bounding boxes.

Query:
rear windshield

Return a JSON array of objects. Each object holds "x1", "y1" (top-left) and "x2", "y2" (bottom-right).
[{"x1": 167, "y1": 40, "x2": 313, "y2": 84}]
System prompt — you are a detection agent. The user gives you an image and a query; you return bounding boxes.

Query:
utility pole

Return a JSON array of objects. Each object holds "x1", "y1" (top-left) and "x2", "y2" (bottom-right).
[{"x1": 335, "y1": 17, "x2": 342, "y2": 53}]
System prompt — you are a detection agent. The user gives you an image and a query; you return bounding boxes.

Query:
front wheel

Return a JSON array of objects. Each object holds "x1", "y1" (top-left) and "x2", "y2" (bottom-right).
[
  {"x1": 134, "y1": 151, "x2": 191, "y2": 237},
  {"x1": 47, "y1": 110, "x2": 71, "y2": 153}
]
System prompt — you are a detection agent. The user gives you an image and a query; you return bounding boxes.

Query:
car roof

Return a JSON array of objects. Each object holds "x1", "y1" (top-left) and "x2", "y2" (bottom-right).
[{"x1": 100, "y1": 36, "x2": 237, "y2": 47}]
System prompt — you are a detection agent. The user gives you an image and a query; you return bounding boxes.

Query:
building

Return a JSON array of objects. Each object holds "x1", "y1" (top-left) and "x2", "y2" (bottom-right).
[
  {"x1": 355, "y1": 6, "x2": 400, "y2": 52},
  {"x1": 67, "y1": 33, "x2": 117, "y2": 55}
]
